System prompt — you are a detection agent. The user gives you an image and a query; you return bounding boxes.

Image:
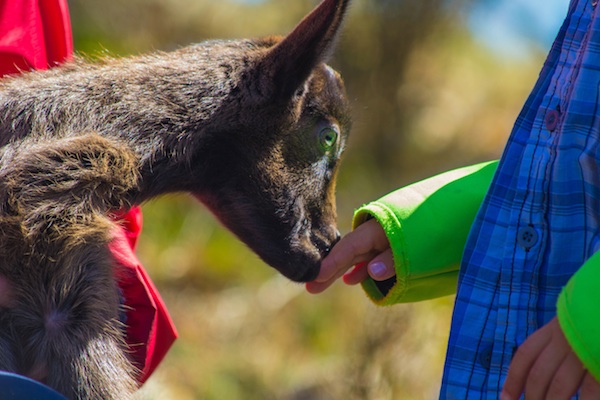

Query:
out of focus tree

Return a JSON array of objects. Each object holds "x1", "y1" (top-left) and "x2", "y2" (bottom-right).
[{"x1": 336, "y1": 0, "x2": 466, "y2": 175}]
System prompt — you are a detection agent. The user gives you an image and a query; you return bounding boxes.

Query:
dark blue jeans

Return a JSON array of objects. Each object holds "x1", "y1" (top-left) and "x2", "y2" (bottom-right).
[{"x1": 0, "y1": 372, "x2": 66, "y2": 399}]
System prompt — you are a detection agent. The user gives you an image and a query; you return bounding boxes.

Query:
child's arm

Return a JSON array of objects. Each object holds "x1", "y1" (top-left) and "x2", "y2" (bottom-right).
[
  {"x1": 502, "y1": 251, "x2": 600, "y2": 399},
  {"x1": 555, "y1": 250, "x2": 600, "y2": 383},
  {"x1": 307, "y1": 160, "x2": 498, "y2": 304},
  {"x1": 501, "y1": 317, "x2": 600, "y2": 400}
]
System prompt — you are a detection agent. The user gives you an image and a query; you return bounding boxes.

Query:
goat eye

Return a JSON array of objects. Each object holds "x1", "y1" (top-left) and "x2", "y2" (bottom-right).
[{"x1": 318, "y1": 127, "x2": 338, "y2": 152}]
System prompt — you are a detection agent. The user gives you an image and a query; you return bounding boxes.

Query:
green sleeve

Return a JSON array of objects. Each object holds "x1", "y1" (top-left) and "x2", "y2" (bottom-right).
[
  {"x1": 557, "y1": 251, "x2": 600, "y2": 381},
  {"x1": 353, "y1": 161, "x2": 498, "y2": 305}
]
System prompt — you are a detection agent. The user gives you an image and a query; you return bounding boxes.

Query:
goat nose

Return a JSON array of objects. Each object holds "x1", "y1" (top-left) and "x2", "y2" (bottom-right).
[
  {"x1": 322, "y1": 230, "x2": 341, "y2": 258},
  {"x1": 332, "y1": 230, "x2": 341, "y2": 246},
  {"x1": 311, "y1": 227, "x2": 341, "y2": 258}
]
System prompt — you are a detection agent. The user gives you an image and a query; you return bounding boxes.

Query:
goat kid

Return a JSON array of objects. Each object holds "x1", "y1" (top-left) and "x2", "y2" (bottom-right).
[{"x1": 0, "y1": 0, "x2": 352, "y2": 398}]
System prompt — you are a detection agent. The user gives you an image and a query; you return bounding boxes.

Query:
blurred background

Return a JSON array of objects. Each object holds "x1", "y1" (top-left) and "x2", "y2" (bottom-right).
[{"x1": 68, "y1": 0, "x2": 566, "y2": 398}]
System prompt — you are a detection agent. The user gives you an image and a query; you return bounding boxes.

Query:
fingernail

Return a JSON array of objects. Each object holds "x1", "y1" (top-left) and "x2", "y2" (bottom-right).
[
  {"x1": 368, "y1": 262, "x2": 388, "y2": 280},
  {"x1": 499, "y1": 393, "x2": 511, "y2": 400}
]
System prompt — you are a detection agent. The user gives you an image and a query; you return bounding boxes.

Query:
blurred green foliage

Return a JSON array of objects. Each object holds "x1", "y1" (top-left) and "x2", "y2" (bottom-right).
[{"x1": 67, "y1": 0, "x2": 549, "y2": 398}]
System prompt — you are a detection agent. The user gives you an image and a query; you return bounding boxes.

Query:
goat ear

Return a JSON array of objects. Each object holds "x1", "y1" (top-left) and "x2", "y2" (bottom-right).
[{"x1": 261, "y1": 0, "x2": 351, "y2": 100}]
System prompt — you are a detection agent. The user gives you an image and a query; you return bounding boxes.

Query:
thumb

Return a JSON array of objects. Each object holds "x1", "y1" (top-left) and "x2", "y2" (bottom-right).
[{"x1": 367, "y1": 249, "x2": 395, "y2": 281}]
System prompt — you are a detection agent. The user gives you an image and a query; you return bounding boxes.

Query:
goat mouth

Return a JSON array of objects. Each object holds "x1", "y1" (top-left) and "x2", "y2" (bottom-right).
[
  {"x1": 274, "y1": 240, "x2": 321, "y2": 283},
  {"x1": 280, "y1": 231, "x2": 338, "y2": 283},
  {"x1": 295, "y1": 266, "x2": 319, "y2": 282},
  {"x1": 282, "y1": 255, "x2": 320, "y2": 282}
]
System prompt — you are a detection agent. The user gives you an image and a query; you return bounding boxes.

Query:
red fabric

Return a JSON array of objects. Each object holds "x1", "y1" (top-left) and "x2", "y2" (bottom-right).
[
  {"x1": 0, "y1": 0, "x2": 177, "y2": 383},
  {"x1": 0, "y1": 0, "x2": 72, "y2": 76},
  {"x1": 110, "y1": 207, "x2": 178, "y2": 383}
]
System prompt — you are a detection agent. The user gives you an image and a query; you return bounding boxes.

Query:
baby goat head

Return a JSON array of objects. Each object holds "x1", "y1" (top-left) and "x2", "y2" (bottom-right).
[{"x1": 0, "y1": 0, "x2": 352, "y2": 398}]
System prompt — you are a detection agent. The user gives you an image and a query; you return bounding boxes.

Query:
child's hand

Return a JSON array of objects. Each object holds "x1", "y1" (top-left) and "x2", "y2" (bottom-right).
[
  {"x1": 306, "y1": 219, "x2": 396, "y2": 294},
  {"x1": 501, "y1": 317, "x2": 600, "y2": 400}
]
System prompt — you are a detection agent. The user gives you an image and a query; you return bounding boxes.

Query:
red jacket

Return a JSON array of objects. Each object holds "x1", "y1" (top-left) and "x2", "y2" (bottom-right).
[{"x1": 0, "y1": 0, "x2": 177, "y2": 383}]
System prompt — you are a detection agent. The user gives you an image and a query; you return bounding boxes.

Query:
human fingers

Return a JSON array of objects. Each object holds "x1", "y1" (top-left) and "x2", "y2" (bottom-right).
[
  {"x1": 315, "y1": 219, "x2": 389, "y2": 284},
  {"x1": 544, "y1": 351, "x2": 586, "y2": 399},
  {"x1": 339, "y1": 244, "x2": 397, "y2": 287},
  {"x1": 524, "y1": 341, "x2": 569, "y2": 400},
  {"x1": 366, "y1": 248, "x2": 395, "y2": 281},
  {"x1": 343, "y1": 247, "x2": 395, "y2": 285},
  {"x1": 307, "y1": 256, "x2": 374, "y2": 294},
  {"x1": 524, "y1": 318, "x2": 574, "y2": 400},
  {"x1": 342, "y1": 262, "x2": 369, "y2": 285},
  {"x1": 305, "y1": 279, "x2": 336, "y2": 294},
  {"x1": 580, "y1": 372, "x2": 600, "y2": 400},
  {"x1": 501, "y1": 318, "x2": 554, "y2": 400}
]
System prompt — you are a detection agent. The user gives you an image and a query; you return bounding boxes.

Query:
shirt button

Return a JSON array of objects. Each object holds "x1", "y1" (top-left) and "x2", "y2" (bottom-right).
[
  {"x1": 479, "y1": 346, "x2": 492, "y2": 370},
  {"x1": 517, "y1": 226, "x2": 538, "y2": 250},
  {"x1": 545, "y1": 109, "x2": 559, "y2": 131}
]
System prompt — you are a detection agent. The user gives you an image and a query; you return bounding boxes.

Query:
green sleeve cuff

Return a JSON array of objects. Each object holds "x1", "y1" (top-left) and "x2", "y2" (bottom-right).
[
  {"x1": 557, "y1": 251, "x2": 600, "y2": 381},
  {"x1": 354, "y1": 161, "x2": 498, "y2": 305}
]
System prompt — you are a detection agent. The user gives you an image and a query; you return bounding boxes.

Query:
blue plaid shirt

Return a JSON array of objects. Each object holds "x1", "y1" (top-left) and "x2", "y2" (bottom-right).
[{"x1": 441, "y1": 0, "x2": 600, "y2": 398}]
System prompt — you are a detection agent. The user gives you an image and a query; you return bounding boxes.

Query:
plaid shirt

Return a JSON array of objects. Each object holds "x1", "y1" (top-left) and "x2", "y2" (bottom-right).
[{"x1": 441, "y1": 0, "x2": 600, "y2": 398}]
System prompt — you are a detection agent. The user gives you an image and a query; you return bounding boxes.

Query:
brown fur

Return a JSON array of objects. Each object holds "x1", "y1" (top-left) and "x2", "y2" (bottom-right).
[
  {"x1": 0, "y1": 0, "x2": 351, "y2": 398},
  {"x1": 0, "y1": 135, "x2": 140, "y2": 398}
]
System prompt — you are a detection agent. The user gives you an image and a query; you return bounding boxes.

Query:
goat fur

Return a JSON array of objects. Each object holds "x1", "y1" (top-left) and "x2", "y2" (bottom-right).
[{"x1": 0, "y1": 0, "x2": 352, "y2": 398}]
